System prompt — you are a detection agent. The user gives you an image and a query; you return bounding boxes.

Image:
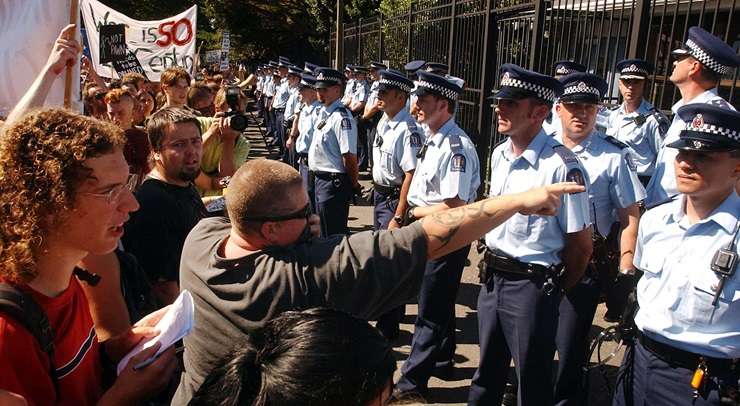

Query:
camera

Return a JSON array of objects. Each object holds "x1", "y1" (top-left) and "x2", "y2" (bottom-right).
[{"x1": 224, "y1": 87, "x2": 248, "y2": 132}]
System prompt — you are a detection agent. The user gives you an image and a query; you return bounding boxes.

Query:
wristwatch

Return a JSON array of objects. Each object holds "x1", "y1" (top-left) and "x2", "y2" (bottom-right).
[
  {"x1": 393, "y1": 215, "x2": 404, "y2": 225},
  {"x1": 406, "y1": 207, "x2": 416, "y2": 222},
  {"x1": 618, "y1": 268, "x2": 637, "y2": 276}
]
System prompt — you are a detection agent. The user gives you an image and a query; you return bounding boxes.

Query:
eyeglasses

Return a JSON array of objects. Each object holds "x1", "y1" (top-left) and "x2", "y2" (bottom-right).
[
  {"x1": 81, "y1": 174, "x2": 137, "y2": 204},
  {"x1": 245, "y1": 203, "x2": 311, "y2": 222}
]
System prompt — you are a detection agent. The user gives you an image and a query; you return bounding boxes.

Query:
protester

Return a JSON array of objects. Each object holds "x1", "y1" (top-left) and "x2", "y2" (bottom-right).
[
  {"x1": 172, "y1": 158, "x2": 583, "y2": 402},
  {"x1": 189, "y1": 308, "x2": 395, "y2": 406},
  {"x1": 0, "y1": 108, "x2": 176, "y2": 405},
  {"x1": 122, "y1": 107, "x2": 207, "y2": 306},
  {"x1": 187, "y1": 84, "x2": 215, "y2": 117},
  {"x1": 160, "y1": 67, "x2": 191, "y2": 108}
]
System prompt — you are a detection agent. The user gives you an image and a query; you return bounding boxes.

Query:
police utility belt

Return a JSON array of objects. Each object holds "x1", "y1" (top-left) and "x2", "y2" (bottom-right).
[
  {"x1": 482, "y1": 249, "x2": 563, "y2": 295},
  {"x1": 296, "y1": 153, "x2": 309, "y2": 166},
  {"x1": 372, "y1": 182, "x2": 401, "y2": 198},
  {"x1": 312, "y1": 171, "x2": 346, "y2": 181},
  {"x1": 636, "y1": 329, "x2": 738, "y2": 375}
]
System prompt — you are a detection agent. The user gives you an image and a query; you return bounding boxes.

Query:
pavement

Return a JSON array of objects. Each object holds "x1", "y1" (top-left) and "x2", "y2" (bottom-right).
[{"x1": 243, "y1": 117, "x2": 625, "y2": 405}]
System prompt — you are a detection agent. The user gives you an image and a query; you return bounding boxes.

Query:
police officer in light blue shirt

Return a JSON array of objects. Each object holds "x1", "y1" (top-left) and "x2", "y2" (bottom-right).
[
  {"x1": 271, "y1": 58, "x2": 292, "y2": 155},
  {"x1": 552, "y1": 72, "x2": 646, "y2": 406},
  {"x1": 341, "y1": 64, "x2": 356, "y2": 105},
  {"x1": 645, "y1": 26, "x2": 739, "y2": 206},
  {"x1": 281, "y1": 65, "x2": 303, "y2": 165},
  {"x1": 612, "y1": 103, "x2": 740, "y2": 406},
  {"x1": 308, "y1": 67, "x2": 360, "y2": 237},
  {"x1": 404, "y1": 60, "x2": 426, "y2": 116},
  {"x1": 287, "y1": 72, "x2": 321, "y2": 213},
  {"x1": 468, "y1": 64, "x2": 592, "y2": 406},
  {"x1": 394, "y1": 71, "x2": 480, "y2": 399},
  {"x1": 543, "y1": 60, "x2": 587, "y2": 136},
  {"x1": 606, "y1": 59, "x2": 670, "y2": 186},
  {"x1": 350, "y1": 66, "x2": 371, "y2": 170},
  {"x1": 362, "y1": 61, "x2": 389, "y2": 169}
]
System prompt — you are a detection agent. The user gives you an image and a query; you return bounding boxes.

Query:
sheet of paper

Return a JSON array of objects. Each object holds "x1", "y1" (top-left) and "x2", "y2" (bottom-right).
[{"x1": 117, "y1": 290, "x2": 195, "y2": 375}]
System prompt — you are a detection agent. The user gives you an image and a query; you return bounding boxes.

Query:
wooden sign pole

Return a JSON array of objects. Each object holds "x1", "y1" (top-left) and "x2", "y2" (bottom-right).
[{"x1": 64, "y1": 0, "x2": 79, "y2": 109}]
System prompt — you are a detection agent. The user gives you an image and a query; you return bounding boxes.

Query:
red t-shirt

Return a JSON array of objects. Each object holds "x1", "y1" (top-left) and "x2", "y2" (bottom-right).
[{"x1": 0, "y1": 277, "x2": 104, "y2": 406}]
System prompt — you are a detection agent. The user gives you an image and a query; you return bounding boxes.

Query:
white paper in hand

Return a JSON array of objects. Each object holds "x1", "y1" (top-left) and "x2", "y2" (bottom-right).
[{"x1": 116, "y1": 290, "x2": 195, "y2": 375}]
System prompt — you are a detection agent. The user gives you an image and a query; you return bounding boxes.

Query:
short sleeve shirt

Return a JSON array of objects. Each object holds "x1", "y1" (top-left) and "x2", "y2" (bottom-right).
[
  {"x1": 484, "y1": 130, "x2": 592, "y2": 266},
  {"x1": 296, "y1": 100, "x2": 322, "y2": 155},
  {"x1": 198, "y1": 135, "x2": 251, "y2": 197},
  {"x1": 605, "y1": 99, "x2": 665, "y2": 177},
  {"x1": 372, "y1": 108, "x2": 422, "y2": 186},
  {"x1": 351, "y1": 80, "x2": 369, "y2": 104},
  {"x1": 308, "y1": 99, "x2": 358, "y2": 173}
]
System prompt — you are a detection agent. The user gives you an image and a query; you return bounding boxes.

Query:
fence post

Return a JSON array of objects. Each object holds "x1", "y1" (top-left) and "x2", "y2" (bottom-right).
[
  {"x1": 627, "y1": 0, "x2": 651, "y2": 59},
  {"x1": 407, "y1": 2, "x2": 414, "y2": 62},
  {"x1": 528, "y1": 0, "x2": 546, "y2": 71},
  {"x1": 447, "y1": 0, "x2": 457, "y2": 70},
  {"x1": 477, "y1": 0, "x2": 497, "y2": 195},
  {"x1": 379, "y1": 15, "x2": 384, "y2": 62},
  {"x1": 335, "y1": 0, "x2": 343, "y2": 69},
  {"x1": 358, "y1": 17, "x2": 363, "y2": 64}
]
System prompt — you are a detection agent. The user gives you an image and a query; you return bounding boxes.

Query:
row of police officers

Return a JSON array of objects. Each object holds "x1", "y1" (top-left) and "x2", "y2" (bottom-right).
[{"x1": 251, "y1": 24, "x2": 738, "y2": 406}]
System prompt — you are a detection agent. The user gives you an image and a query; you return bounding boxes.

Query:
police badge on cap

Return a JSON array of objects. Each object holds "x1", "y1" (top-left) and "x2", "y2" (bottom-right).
[{"x1": 668, "y1": 104, "x2": 740, "y2": 152}]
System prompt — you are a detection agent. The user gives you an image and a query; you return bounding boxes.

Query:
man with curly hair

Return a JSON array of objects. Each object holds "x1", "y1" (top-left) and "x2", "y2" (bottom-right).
[{"x1": 0, "y1": 109, "x2": 176, "y2": 404}]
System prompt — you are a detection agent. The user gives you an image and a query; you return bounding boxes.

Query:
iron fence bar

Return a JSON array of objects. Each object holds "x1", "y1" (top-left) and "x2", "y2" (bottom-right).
[
  {"x1": 530, "y1": 0, "x2": 546, "y2": 69},
  {"x1": 574, "y1": 0, "x2": 585, "y2": 62},
  {"x1": 711, "y1": 0, "x2": 720, "y2": 31},
  {"x1": 407, "y1": 2, "x2": 414, "y2": 63},
  {"x1": 666, "y1": 0, "x2": 683, "y2": 108},
  {"x1": 628, "y1": 0, "x2": 652, "y2": 59},
  {"x1": 586, "y1": 0, "x2": 598, "y2": 68}
]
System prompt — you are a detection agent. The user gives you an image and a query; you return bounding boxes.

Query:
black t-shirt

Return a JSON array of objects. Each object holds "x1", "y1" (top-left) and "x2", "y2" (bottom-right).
[{"x1": 123, "y1": 177, "x2": 206, "y2": 283}]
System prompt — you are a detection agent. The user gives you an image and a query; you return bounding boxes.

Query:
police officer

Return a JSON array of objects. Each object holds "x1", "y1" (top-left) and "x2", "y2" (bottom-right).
[
  {"x1": 468, "y1": 64, "x2": 592, "y2": 406},
  {"x1": 606, "y1": 59, "x2": 670, "y2": 187},
  {"x1": 404, "y1": 60, "x2": 426, "y2": 117},
  {"x1": 552, "y1": 72, "x2": 645, "y2": 406},
  {"x1": 424, "y1": 62, "x2": 449, "y2": 75},
  {"x1": 645, "y1": 26, "x2": 739, "y2": 206},
  {"x1": 263, "y1": 62, "x2": 278, "y2": 139},
  {"x1": 362, "y1": 61, "x2": 389, "y2": 169},
  {"x1": 309, "y1": 67, "x2": 360, "y2": 236},
  {"x1": 612, "y1": 103, "x2": 740, "y2": 406},
  {"x1": 543, "y1": 60, "x2": 587, "y2": 136},
  {"x1": 370, "y1": 69, "x2": 422, "y2": 340},
  {"x1": 283, "y1": 65, "x2": 303, "y2": 165},
  {"x1": 394, "y1": 71, "x2": 481, "y2": 399},
  {"x1": 350, "y1": 66, "x2": 371, "y2": 170},
  {"x1": 287, "y1": 72, "x2": 321, "y2": 214},
  {"x1": 271, "y1": 58, "x2": 292, "y2": 155},
  {"x1": 342, "y1": 64, "x2": 356, "y2": 105}
]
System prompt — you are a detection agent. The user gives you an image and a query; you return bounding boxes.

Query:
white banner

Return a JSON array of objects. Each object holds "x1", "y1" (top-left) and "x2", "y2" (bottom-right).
[
  {"x1": 219, "y1": 31, "x2": 230, "y2": 71},
  {"x1": 80, "y1": 0, "x2": 197, "y2": 81},
  {"x1": 0, "y1": 0, "x2": 82, "y2": 116}
]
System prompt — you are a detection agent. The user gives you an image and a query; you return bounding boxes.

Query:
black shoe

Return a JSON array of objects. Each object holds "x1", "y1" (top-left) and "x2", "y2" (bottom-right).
[
  {"x1": 378, "y1": 328, "x2": 400, "y2": 341},
  {"x1": 603, "y1": 312, "x2": 621, "y2": 323},
  {"x1": 501, "y1": 383, "x2": 517, "y2": 406},
  {"x1": 390, "y1": 388, "x2": 427, "y2": 404},
  {"x1": 431, "y1": 364, "x2": 455, "y2": 381}
]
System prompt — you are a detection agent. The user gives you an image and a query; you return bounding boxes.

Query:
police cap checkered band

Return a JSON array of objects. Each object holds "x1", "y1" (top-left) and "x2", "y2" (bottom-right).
[
  {"x1": 500, "y1": 74, "x2": 557, "y2": 103},
  {"x1": 686, "y1": 39, "x2": 734, "y2": 75},
  {"x1": 379, "y1": 78, "x2": 412, "y2": 93},
  {"x1": 563, "y1": 81, "x2": 602, "y2": 98},
  {"x1": 416, "y1": 80, "x2": 459, "y2": 100},
  {"x1": 316, "y1": 72, "x2": 343, "y2": 84},
  {"x1": 620, "y1": 64, "x2": 649, "y2": 76},
  {"x1": 685, "y1": 113, "x2": 740, "y2": 142}
]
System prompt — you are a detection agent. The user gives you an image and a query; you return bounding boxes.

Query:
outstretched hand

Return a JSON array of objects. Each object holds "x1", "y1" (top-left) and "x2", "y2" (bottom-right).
[
  {"x1": 517, "y1": 182, "x2": 585, "y2": 216},
  {"x1": 45, "y1": 24, "x2": 80, "y2": 76}
]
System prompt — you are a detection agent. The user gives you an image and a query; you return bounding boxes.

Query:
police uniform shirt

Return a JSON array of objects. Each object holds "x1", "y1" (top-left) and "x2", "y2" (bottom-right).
[
  {"x1": 296, "y1": 100, "x2": 322, "y2": 155},
  {"x1": 343, "y1": 78, "x2": 356, "y2": 100},
  {"x1": 351, "y1": 80, "x2": 370, "y2": 104},
  {"x1": 271, "y1": 77, "x2": 291, "y2": 109},
  {"x1": 371, "y1": 108, "x2": 422, "y2": 187},
  {"x1": 605, "y1": 99, "x2": 665, "y2": 177},
  {"x1": 406, "y1": 117, "x2": 480, "y2": 206},
  {"x1": 264, "y1": 78, "x2": 276, "y2": 98},
  {"x1": 308, "y1": 99, "x2": 358, "y2": 173},
  {"x1": 554, "y1": 132, "x2": 646, "y2": 235},
  {"x1": 284, "y1": 86, "x2": 301, "y2": 121},
  {"x1": 542, "y1": 103, "x2": 562, "y2": 136},
  {"x1": 484, "y1": 130, "x2": 591, "y2": 266},
  {"x1": 256, "y1": 75, "x2": 264, "y2": 92},
  {"x1": 367, "y1": 80, "x2": 380, "y2": 107},
  {"x1": 645, "y1": 89, "x2": 735, "y2": 205},
  {"x1": 634, "y1": 191, "x2": 740, "y2": 358}
]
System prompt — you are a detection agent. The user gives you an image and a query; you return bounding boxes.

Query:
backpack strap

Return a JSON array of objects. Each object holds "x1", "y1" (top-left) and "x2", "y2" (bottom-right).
[{"x1": 0, "y1": 284, "x2": 59, "y2": 399}]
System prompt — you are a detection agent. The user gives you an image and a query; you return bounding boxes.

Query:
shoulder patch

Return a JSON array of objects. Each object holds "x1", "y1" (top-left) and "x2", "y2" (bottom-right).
[
  {"x1": 447, "y1": 133, "x2": 463, "y2": 152},
  {"x1": 624, "y1": 152, "x2": 637, "y2": 172},
  {"x1": 552, "y1": 143, "x2": 579, "y2": 164},
  {"x1": 409, "y1": 132, "x2": 422, "y2": 148},
  {"x1": 450, "y1": 154, "x2": 466, "y2": 172},
  {"x1": 338, "y1": 108, "x2": 351, "y2": 118},
  {"x1": 566, "y1": 167, "x2": 586, "y2": 186},
  {"x1": 645, "y1": 194, "x2": 679, "y2": 211},
  {"x1": 604, "y1": 135, "x2": 628, "y2": 149},
  {"x1": 648, "y1": 107, "x2": 670, "y2": 137},
  {"x1": 341, "y1": 117, "x2": 352, "y2": 130}
]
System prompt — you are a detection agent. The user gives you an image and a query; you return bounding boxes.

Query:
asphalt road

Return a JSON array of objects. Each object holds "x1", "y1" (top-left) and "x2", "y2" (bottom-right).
[{"x1": 244, "y1": 121, "x2": 625, "y2": 406}]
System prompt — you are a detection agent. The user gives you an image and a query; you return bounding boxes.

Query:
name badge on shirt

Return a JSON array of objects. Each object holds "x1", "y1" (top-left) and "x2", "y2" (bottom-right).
[
  {"x1": 451, "y1": 154, "x2": 466, "y2": 172},
  {"x1": 341, "y1": 118, "x2": 352, "y2": 130}
]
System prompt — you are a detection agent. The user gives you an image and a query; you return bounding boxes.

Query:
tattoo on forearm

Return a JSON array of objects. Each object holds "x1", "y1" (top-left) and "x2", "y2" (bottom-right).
[{"x1": 423, "y1": 198, "x2": 506, "y2": 248}]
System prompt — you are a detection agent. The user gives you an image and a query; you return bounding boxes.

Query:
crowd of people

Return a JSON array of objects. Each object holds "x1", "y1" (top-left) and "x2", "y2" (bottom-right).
[{"x1": 0, "y1": 19, "x2": 738, "y2": 406}]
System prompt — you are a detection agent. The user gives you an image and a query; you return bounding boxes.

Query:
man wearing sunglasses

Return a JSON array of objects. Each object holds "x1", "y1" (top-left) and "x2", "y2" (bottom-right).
[
  {"x1": 645, "y1": 26, "x2": 739, "y2": 206},
  {"x1": 173, "y1": 158, "x2": 584, "y2": 404}
]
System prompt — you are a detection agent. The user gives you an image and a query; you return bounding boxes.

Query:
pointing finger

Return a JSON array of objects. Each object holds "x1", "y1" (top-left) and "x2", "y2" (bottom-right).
[{"x1": 547, "y1": 182, "x2": 585, "y2": 195}]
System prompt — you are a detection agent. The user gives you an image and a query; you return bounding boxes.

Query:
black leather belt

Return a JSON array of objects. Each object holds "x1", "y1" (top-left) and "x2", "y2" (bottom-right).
[
  {"x1": 636, "y1": 329, "x2": 738, "y2": 374},
  {"x1": 297, "y1": 153, "x2": 308, "y2": 165},
  {"x1": 485, "y1": 249, "x2": 555, "y2": 277},
  {"x1": 312, "y1": 171, "x2": 345, "y2": 181},
  {"x1": 373, "y1": 182, "x2": 401, "y2": 196},
  {"x1": 274, "y1": 108, "x2": 286, "y2": 112}
]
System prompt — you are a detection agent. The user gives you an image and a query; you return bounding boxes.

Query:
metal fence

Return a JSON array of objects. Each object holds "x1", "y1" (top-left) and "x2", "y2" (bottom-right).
[{"x1": 331, "y1": 0, "x2": 739, "y2": 191}]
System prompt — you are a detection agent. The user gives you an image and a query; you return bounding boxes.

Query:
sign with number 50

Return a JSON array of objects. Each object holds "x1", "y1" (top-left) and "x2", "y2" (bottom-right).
[{"x1": 156, "y1": 18, "x2": 194, "y2": 47}]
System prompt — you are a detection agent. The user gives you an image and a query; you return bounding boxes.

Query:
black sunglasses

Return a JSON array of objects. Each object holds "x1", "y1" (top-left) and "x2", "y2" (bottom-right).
[{"x1": 245, "y1": 203, "x2": 311, "y2": 222}]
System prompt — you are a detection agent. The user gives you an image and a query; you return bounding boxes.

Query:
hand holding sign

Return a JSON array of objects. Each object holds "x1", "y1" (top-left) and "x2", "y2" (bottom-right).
[{"x1": 46, "y1": 24, "x2": 81, "y2": 76}]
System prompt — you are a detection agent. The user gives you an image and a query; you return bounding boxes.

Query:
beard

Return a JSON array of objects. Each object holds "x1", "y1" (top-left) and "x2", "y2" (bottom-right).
[{"x1": 178, "y1": 166, "x2": 201, "y2": 183}]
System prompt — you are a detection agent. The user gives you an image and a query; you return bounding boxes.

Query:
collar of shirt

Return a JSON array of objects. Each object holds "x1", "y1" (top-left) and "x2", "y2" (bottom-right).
[
  {"x1": 502, "y1": 128, "x2": 549, "y2": 166},
  {"x1": 671, "y1": 191, "x2": 740, "y2": 233},
  {"x1": 386, "y1": 108, "x2": 411, "y2": 131},
  {"x1": 556, "y1": 131, "x2": 597, "y2": 155},
  {"x1": 426, "y1": 117, "x2": 457, "y2": 147},
  {"x1": 323, "y1": 99, "x2": 344, "y2": 115},
  {"x1": 671, "y1": 88, "x2": 719, "y2": 114},
  {"x1": 618, "y1": 99, "x2": 651, "y2": 118}
]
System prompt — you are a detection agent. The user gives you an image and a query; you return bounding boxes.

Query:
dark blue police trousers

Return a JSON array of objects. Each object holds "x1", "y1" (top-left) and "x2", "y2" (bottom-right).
[
  {"x1": 373, "y1": 189, "x2": 404, "y2": 338},
  {"x1": 314, "y1": 173, "x2": 351, "y2": 237}
]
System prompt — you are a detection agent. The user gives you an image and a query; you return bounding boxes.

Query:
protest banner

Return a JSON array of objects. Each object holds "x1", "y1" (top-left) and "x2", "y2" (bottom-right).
[
  {"x1": 80, "y1": 0, "x2": 197, "y2": 81},
  {"x1": 0, "y1": 0, "x2": 82, "y2": 115},
  {"x1": 219, "y1": 31, "x2": 230, "y2": 71},
  {"x1": 99, "y1": 23, "x2": 126, "y2": 64},
  {"x1": 205, "y1": 50, "x2": 221, "y2": 64}
]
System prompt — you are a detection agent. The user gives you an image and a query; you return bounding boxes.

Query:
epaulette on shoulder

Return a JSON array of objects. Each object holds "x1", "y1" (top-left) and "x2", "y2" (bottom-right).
[
  {"x1": 551, "y1": 143, "x2": 579, "y2": 164},
  {"x1": 648, "y1": 107, "x2": 670, "y2": 137},
  {"x1": 604, "y1": 135, "x2": 629, "y2": 149},
  {"x1": 645, "y1": 194, "x2": 678, "y2": 211},
  {"x1": 338, "y1": 107, "x2": 351, "y2": 117},
  {"x1": 447, "y1": 132, "x2": 463, "y2": 152}
]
